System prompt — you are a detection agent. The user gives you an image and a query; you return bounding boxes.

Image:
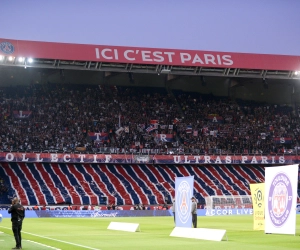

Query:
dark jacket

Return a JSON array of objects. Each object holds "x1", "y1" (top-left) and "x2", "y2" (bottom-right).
[{"x1": 8, "y1": 203, "x2": 25, "y2": 222}]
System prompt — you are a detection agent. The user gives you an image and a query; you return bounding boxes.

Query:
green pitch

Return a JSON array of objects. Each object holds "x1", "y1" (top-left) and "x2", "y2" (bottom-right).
[{"x1": 0, "y1": 215, "x2": 299, "y2": 250}]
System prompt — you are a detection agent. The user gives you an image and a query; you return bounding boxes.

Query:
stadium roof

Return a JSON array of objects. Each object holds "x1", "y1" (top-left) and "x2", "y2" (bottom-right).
[{"x1": 0, "y1": 38, "x2": 300, "y2": 80}]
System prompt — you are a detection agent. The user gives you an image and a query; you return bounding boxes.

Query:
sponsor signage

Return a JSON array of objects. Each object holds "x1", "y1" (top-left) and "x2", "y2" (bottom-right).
[
  {"x1": 250, "y1": 183, "x2": 265, "y2": 230},
  {"x1": 1, "y1": 38, "x2": 300, "y2": 70}
]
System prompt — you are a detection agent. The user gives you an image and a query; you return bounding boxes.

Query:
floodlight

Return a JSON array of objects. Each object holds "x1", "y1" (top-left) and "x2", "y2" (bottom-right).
[
  {"x1": 18, "y1": 57, "x2": 25, "y2": 63},
  {"x1": 27, "y1": 58, "x2": 33, "y2": 63},
  {"x1": 8, "y1": 56, "x2": 14, "y2": 61}
]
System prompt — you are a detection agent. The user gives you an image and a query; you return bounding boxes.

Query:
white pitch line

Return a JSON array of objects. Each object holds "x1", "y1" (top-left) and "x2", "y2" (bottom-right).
[
  {"x1": 26, "y1": 240, "x2": 61, "y2": 250},
  {"x1": 0, "y1": 226, "x2": 100, "y2": 250}
]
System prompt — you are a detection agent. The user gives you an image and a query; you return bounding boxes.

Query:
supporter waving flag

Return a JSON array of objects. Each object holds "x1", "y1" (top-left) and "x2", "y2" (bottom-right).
[
  {"x1": 13, "y1": 110, "x2": 32, "y2": 119},
  {"x1": 146, "y1": 125, "x2": 156, "y2": 133},
  {"x1": 186, "y1": 125, "x2": 192, "y2": 133},
  {"x1": 150, "y1": 119, "x2": 159, "y2": 125}
]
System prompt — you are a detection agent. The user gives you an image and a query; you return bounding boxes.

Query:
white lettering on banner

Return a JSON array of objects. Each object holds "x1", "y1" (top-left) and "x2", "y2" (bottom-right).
[
  {"x1": 184, "y1": 156, "x2": 190, "y2": 163},
  {"x1": 94, "y1": 48, "x2": 233, "y2": 66},
  {"x1": 6, "y1": 153, "x2": 14, "y2": 161},
  {"x1": 124, "y1": 50, "x2": 135, "y2": 61},
  {"x1": 93, "y1": 154, "x2": 97, "y2": 163},
  {"x1": 95, "y1": 48, "x2": 100, "y2": 59},
  {"x1": 114, "y1": 49, "x2": 119, "y2": 60},
  {"x1": 204, "y1": 155, "x2": 211, "y2": 163},
  {"x1": 279, "y1": 156, "x2": 285, "y2": 163},
  {"x1": 215, "y1": 156, "x2": 222, "y2": 163},
  {"x1": 174, "y1": 156, "x2": 180, "y2": 163},
  {"x1": 153, "y1": 51, "x2": 164, "y2": 62},
  {"x1": 207, "y1": 209, "x2": 253, "y2": 216},
  {"x1": 94, "y1": 133, "x2": 102, "y2": 141},
  {"x1": 225, "y1": 156, "x2": 231, "y2": 163},
  {"x1": 36, "y1": 154, "x2": 43, "y2": 162},
  {"x1": 241, "y1": 156, "x2": 248, "y2": 163},
  {"x1": 180, "y1": 53, "x2": 191, "y2": 63},
  {"x1": 160, "y1": 134, "x2": 167, "y2": 141},
  {"x1": 251, "y1": 156, "x2": 258, "y2": 164},
  {"x1": 105, "y1": 155, "x2": 112, "y2": 163},
  {"x1": 101, "y1": 49, "x2": 113, "y2": 60},
  {"x1": 51, "y1": 154, "x2": 58, "y2": 162},
  {"x1": 271, "y1": 156, "x2": 275, "y2": 164},
  {"x1": 22, "y1": 153, "x2": 29, "y2": 162},
  {"x1": 164, "y1": 52, "x2": 175, "y2": 62},
  {"x1": 222, "y1": 55, "x2": 233, "y2": 65},
  {"x1": 204, "y1": 54, "x2": 215, "y2": 64},
  {"x1": 194, "y1": 155, "x2": 201, "y2": 163},
  {"x1": 180, "y1": 53, "x2": 233, "y2": 66},
  {"x1": 63, "y1": 154, "x2": 70, "y2": 162},
  {"x1": 0, "y1": 152, "x2": 292, "y2": 164},
  {"x1": 261, "y1": 156, "x2": 268, "y2": 164},
  {"x1": 141, "y1": 51, "x2": 152, "y2": 61},
  {"x1": 79, "y1": 155, "x2": 85, "y2": 163},
  {"x1": 192, "y1": 54, "x2": 204, "y2": 64}
]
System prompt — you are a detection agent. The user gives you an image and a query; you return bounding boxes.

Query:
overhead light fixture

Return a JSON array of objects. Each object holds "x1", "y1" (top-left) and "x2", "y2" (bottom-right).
[
  {"x1": 27, "y1": 58, "x2": 33, "y2": 63},
  {"x1": 0, "y1": 55, "x2": 4, "y2": 61},
  {"x1": 18, "y1": 57, "x2": 25, "y2": 63},
  {"x1": 8, "y1": 56, "x2": 14, "y2": 61},
  {"x1": 295, "y1": 71, "x2": 299, "y2": 76}
]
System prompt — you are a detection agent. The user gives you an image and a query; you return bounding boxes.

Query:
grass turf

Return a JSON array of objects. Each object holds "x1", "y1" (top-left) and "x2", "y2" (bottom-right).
[{"x1": 0, "y1": 215, "x2": 299, "y2": 250}]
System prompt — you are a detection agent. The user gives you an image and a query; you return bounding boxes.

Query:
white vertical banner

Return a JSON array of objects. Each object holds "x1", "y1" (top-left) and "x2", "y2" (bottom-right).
[
  {"x1": 265, "y1": 164, "x2": 298, "y2": 235},
  {"x1": 175, "y1": 176, "x2": 194, "y2": 228}
]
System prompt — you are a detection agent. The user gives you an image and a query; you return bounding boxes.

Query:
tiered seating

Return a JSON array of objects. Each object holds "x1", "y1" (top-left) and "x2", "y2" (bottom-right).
[{"x1": 0, "y1": 163, "x2": 265, "y2": 205}]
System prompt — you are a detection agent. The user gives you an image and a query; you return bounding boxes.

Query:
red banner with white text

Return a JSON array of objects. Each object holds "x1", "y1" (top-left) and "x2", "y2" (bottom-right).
[
  {"x1": 1, "y1": 38, "x2": 300, "y2": 70},
  {"x1": 0, "y1": 152, "x2": 299, "y2": 164}
]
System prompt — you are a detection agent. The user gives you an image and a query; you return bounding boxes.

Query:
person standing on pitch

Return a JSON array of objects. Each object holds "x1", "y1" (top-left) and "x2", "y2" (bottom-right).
[
  {"x1": 191, "y1": 197, "x2": 197, "y2": 228},
  {"x1": 172, "y1": 199, "x2": 176, "y2": 225},
  {"x1": 8, "y1": 197, "x2": 25, "y2": 249}
]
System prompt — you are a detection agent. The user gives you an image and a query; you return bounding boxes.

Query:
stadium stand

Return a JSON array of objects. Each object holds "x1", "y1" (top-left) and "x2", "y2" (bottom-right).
[
  {"x1": 0, "y1": 83, "x2": 299, "y2": 154},
  {"x1": 0, "y1": 82, "x2": 299, "y2": 206}
]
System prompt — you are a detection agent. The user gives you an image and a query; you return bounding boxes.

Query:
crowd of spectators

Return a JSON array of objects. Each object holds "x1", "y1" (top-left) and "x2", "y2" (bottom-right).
[{"x1": 0, "y1": 83, "x2": 299, "y2": 155}]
